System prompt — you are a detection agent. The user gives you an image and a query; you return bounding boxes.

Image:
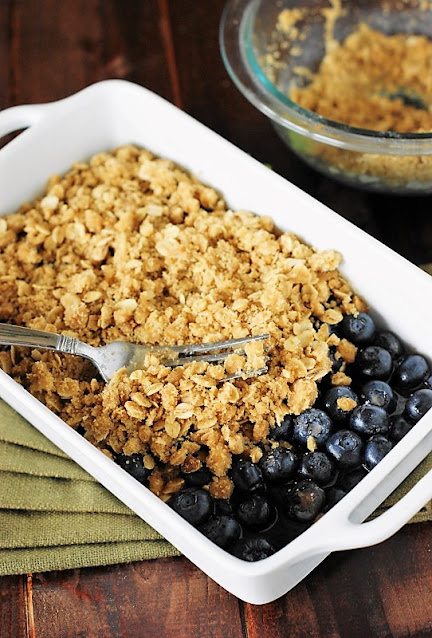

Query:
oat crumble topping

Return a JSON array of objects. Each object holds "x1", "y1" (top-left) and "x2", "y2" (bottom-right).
[
  {"x1": 0, "y1": 145, "x2": 364, "y2": 497},
  {"x1": 290, "y1": 23, "x2": 432, "y2": 134}
]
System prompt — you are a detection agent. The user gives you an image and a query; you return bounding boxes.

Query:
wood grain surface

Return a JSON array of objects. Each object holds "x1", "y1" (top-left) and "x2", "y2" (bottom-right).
[{"x1": 0, "y1": 1, "x2": 431, "y2": 637}]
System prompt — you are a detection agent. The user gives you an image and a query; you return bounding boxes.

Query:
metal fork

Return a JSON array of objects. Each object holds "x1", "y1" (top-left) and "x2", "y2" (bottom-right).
[{"x1": 0, "y1": 324, "x2": 269, "y2": 382}]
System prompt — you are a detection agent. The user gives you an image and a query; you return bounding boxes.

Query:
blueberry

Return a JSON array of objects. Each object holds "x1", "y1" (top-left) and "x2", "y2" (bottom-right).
[
  {"x1": 350, "y1": 404, "x2": 390, "y2": 437},
  {"x1": 270, "y1": 415, "x2": 293, "y2": 441},
  {"x1": 298, "y1": 451, "x2": 335, "y2": 485},
  {"x1": 374, "y1": 330, "x2": 403, "y2": 358},
  {"x1": 364, "y1": 435, "x2": 393, "y2": 470},
  {"x1": 293, "y1": 408, "x2": 333, "y2": 447},
  {"x1": 184, "y1": 465, "x2": 213, "y2": 487},
  {"x1": 355, "y1": 346, "x2": 393, "y2": 380},
  {"x1": 199, "y1": 515, "x2": 241, "y2": 549},
  {"x1": 326, "y1": 429, "x2": 363, "y2": 469},
  {"x1": 259, "y1": 447, "x2": 297, "y2": 484},
  {"x1": 168, "y1": 487, "x2": 213, "y2": 526},
  {"x1": 236, "y1": 494, "x2": 274, "y2": 529},
  {"x1": 325, "y1": 487, "x2": 347, "y2": 510},
  {"x1": 285, "y1": 480, "x2": 325, "y2": 522},
  {"x1": 230, "y1": 458, "x2": 264, "y2": 493},
  {"x1": 424, "y1": 373, "x2": 432, "y2": 389},
  {"x1": 404, "y1": 388, "x2": 432, "y2": 423},
  {"x1": 341, "y1": 312, "x2": 375, "y2": 345},
  {"x1": 389, "y1": 414, "x2": 414, "y2": 442},
  {"x1": 313, "y1": 319, "x2": 341, "y2": 337},
  {"x1": 323, "y1": 386, "x2": 358, "y2": 423},
  {"x1": 337, "y1": 467, "x2": 368, "y2": 492},
  {"x1": 216, "y1": 499, "x2": 234, "y2": 516},
  {"x1": 324, "y1": 321, "x2": 342, "y2": 337},
  {"x1": 232, "y1": 537, "x2": 276, "y2": 562},
  {"x1": 360, "y1": 380, "x2": 396, "y2": 413},
  {"x1": 114, "y1": 452, "x2": 150, "y2": 484},
  {"x1": 328, "y1": 346, "x2": 344, "y2": 373},
  {"x1": 392, "y1": 354, "x2": 430, "y2": 393}
]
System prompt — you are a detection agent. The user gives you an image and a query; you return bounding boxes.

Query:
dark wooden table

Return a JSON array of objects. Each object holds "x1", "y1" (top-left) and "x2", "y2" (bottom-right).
[{"x1": 0, "y1": 2, "x2": 431, "y2": 637}]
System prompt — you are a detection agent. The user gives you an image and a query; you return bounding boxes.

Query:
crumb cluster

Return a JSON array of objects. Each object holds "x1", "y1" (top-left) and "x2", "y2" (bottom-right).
[
  {"x1": 290, "y1": 23, "x2": 432, "y2": 133},
  {"x1": 0, "y1": 146, "x2": 363, "y2": 498}
]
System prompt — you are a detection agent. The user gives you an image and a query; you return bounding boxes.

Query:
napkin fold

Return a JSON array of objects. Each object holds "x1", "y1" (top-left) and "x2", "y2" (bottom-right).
[
  {"x1": 0, "y1": 402, "x2": 180, "y2": 576},
  {"x1": 0, "y1": 542, "x2": 179, "y2": 577}
]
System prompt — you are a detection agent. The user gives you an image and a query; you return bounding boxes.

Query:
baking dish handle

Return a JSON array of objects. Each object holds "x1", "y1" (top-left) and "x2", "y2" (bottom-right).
[
  {"x1": 0, "y1": 103, "x2": 53, "y2": 139},
  {"x1": 320, "y1": 468, "x2": 432, "y2": 552}
]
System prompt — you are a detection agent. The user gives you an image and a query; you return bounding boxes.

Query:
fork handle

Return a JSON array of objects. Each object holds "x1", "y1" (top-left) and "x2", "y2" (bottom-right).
[{"x1": 0, "y1": 323, "x2": 83, "y2": 355}]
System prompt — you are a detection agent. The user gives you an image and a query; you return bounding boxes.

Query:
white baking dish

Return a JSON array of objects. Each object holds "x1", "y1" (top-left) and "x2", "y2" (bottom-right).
[{"x1": 0, "y1": 80, "x2": 431, "y2": 604}]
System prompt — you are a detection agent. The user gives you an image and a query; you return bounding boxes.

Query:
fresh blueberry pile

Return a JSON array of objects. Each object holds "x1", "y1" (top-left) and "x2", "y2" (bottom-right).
[{"x1": 113, "y1": 313, "x2": 432, "y2": 562}]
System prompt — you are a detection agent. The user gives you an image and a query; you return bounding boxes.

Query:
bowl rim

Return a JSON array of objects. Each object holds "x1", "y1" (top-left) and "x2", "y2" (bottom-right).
[{"x1": 219, "y1": 0, "x2": 432, "y2": 155}]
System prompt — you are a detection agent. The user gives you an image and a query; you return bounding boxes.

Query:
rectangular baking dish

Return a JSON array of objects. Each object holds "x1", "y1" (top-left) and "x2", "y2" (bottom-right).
[{"x1": 0, "y1": 80, "x2": 431, "y2": 605}]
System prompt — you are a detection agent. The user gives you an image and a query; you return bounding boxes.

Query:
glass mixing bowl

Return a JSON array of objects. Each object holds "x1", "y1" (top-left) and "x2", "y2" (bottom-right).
[{"x1": 220, "y1": 0, "x2": 432, "y2": 194}]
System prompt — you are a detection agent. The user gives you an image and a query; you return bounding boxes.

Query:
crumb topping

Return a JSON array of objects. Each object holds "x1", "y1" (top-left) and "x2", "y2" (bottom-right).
[
  {"x1": 0, "y1": 145, "x2": 363, "y2": 491},
  {"x1": 337, "y1": 396, "x2": 357, "y2": 412},
  {"x1": 306, "y1": 435, "x2": 318, "y2": 453},
  {"x1": 291, "y1": 23, "x2": 432, "y2": 133}
]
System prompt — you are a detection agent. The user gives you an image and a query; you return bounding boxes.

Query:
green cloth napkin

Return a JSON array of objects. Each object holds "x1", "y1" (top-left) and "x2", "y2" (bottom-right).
[
  {"x1": 0, "y1": 542, "x2": 179, "y2": 577},
  {"x1": 0, "y1": 402, "x2": 180, "y2": 575}
]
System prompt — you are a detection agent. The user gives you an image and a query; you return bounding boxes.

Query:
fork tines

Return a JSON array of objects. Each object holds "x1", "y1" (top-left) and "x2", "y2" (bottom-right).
[{"x1": 161, "y1": 333, "x2": 270, "y2": 378}]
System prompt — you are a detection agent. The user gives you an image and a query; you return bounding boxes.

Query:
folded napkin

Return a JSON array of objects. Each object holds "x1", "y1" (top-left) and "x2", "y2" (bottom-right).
[{"x1": 0, "y1": 403, "x2": 180, "y2": 575}]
